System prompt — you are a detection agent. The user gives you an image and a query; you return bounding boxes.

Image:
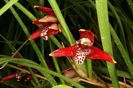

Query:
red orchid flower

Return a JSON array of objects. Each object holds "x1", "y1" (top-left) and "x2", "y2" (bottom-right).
[
  {"x1": 50, "y1": 29, "x2": 116, "y2": 64},
  {"x1": 29, "y1": 6, "x2": 61, "y2": 40}
]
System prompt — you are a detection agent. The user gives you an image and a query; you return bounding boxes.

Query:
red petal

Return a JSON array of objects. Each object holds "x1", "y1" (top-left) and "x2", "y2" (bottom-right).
[
  {"x1": 49, "y1": 45, "x2": 76, "y2": 57},
  {"x1": 79, "y1": 29, "x2": 94, "y2": 44},
  {"x1": 34, "y1": 6, "x2": 55, "y2": 16},
  {"x1": 46, "y1": 29, "x2": 60, "y2": 35},
  {"x1": 2, "y1": 72, "x2": 17, "y2": 81},
  {"x1": 88, "y1": 46, "x2": 116, "y2": 63},
  {"x1": 29, "y1": 28, "x2": 43, "y2": 40}
]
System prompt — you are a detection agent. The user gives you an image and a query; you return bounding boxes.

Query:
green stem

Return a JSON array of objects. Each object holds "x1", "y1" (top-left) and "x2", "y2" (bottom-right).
[
  {"x1": 96, "y1": 0, "x2": 119, "y2": 88},
  {"x1": 86, "y1": 60, "x2": 92, "y2": 79}
]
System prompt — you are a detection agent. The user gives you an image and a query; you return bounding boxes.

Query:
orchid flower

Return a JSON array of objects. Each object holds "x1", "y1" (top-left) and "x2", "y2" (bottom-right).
[
  {"x1": 29, "y1": 6, "x2": 61, "y2": 40},
  {"x1": 50, "y1": 29, "x2": 116, "y2": 64}
]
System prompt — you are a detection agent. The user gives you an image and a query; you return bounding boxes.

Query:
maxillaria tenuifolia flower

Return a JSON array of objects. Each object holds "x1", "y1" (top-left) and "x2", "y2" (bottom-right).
[
  {"x1": 29, "y1": 6, "x2": 61, "y2": 40},
  {"x1": 50, "y1": 29, "x2": 116, "y2": 64}
]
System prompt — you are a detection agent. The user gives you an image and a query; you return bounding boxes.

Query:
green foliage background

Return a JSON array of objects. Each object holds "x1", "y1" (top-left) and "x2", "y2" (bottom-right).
[{"x1": 0, "y1": 0, "x2": 133, "y2": 88}]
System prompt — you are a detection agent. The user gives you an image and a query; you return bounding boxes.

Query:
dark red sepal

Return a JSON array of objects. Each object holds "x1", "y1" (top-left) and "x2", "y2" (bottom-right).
[
  {"x1": 49, "y1": 45, "x2": 76, "y2": 57},
  {"x1": 88, "y1": 46, "x2": 116, "y2": 63},
  {"x1": 29, "y1": 28, "x2": 43, "y2": 40},
  {"x1": 34, "y1": 6, "x2": 55, "y2": 16}
]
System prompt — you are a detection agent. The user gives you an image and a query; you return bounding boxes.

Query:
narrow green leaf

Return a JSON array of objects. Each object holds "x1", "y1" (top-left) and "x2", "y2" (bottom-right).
[
  {"x1": 14, "y1": 2, "x2": 36, "y2": 21},
  {"x1": 96, "y1": 0, "x2": 119, "y2": 87},
  {"x1": 0, "y1": 0, "x2": 18, "y2": 16}
]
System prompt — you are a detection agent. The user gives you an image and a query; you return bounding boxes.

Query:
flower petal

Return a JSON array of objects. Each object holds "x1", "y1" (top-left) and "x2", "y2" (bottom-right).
[
  {"x1": 49, "y1": 45, "x2": 77, "y2": 57},
  {"x1": 88, "y1": 46, "x2": 116, "y2": 63},
  {"x1": 46, "y1": 29, "x2": 60, "y2": 36},
  {"x1": 29, "y1": 28, "x2": 43, "y2": 40},
  {"x1": 32, "y1": 15, "x2": 58, "y2": 25},
  {"x1": 34, "y1": 6, "x2": 55, "y2": 16},
  {"x1": 79, "y1": 29, "x2": 94, "y2": 46}
]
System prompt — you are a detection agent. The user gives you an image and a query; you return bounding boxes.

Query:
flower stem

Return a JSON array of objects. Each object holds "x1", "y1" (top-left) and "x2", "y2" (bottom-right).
[{"x1": 86, "y1": 60, "x2": 92, "y2": 79}]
